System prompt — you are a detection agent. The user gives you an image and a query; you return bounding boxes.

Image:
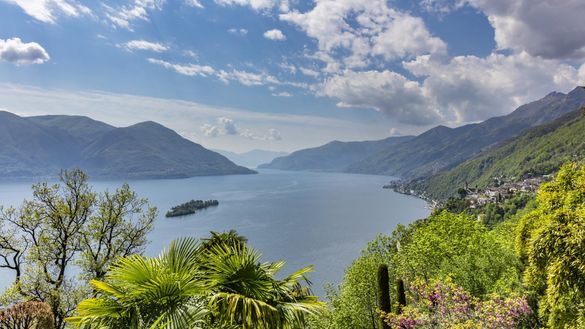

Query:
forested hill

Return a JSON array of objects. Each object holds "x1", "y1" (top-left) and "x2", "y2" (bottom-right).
[
  {"x1": 346, "y1": 86, "x2": 585, "y2": 178},
  {"x1": 0, "y1": 112, "x2": 255, "y2": 179},
  {"x1": 259, "y1": 136, "x2": 414, "y2": 172},
  {"x1": 406, "y1": 106, "x2": 585, "y2": 201}
]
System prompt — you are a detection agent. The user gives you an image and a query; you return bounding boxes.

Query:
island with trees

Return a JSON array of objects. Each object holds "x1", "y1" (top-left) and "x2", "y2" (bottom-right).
[{"x1": 165, "y1": 199, "x2": 219, "y2": 217}]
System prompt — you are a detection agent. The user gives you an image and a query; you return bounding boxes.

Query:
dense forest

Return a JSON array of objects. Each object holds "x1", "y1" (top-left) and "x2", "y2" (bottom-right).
[
  {"x1": 310, "y1": 162, "x2": 585, "y2": 328},
  {"x1": 0, "y1": 163, "x2": 584, "y2": 328}
]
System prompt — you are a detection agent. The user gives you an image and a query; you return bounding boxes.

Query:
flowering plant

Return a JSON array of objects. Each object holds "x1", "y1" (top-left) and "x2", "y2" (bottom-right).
[{"x1": 381, "y1": 278, "x2": 531, "y2": 328}]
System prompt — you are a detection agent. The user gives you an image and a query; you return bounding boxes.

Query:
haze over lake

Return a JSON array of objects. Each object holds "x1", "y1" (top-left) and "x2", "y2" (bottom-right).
[{"x1": 0, "y1": 170, "x2": 429, "y2": 295}]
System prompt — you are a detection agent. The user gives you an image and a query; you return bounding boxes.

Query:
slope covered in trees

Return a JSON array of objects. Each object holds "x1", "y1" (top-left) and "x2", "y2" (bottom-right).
[
  {"x1": 407, "y1": 106, "x2": 585, "y2": 201},
  {"x1": 313, "y1": 162, "x2": 585, "y2": 328}
]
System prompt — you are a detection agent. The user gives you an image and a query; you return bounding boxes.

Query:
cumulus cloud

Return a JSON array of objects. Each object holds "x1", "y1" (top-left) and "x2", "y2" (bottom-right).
[
  {"x1": 280, "y1": 0, "x2": 446, "y2": 70},
  {"x1": 467, "y1": 0, "x2": 585, "y2": 59},
  {"x1": 0, "y1": 38, "x2": 50, "y2": 65},
  {"x1": 201, "y1": 117, "x2": 282, "y2": 141},
  {"x1": 263, "y1": 29, "x2": 286, "y2": 41},
  {"x1": 123, "y1": 40, "x2": 168, "y2": 52},
  {"x1": 404, "y1": 52, "x2": 581, "y2": 123},
  {"x1": 320, "y1": 51, "x2": 582, "y2": 126},
  {"x1": 321, "y1": 70, "x2": 440, "y2": 125},
  {"x1": 148, "y1": 58, "x2": 215, "y2": 77},
  {"x1": 421, "y1": 0, "x2": 585, "y2": 60},
  {"x1": 3, "y1": 0, "x2": 92, "y2": 23}
]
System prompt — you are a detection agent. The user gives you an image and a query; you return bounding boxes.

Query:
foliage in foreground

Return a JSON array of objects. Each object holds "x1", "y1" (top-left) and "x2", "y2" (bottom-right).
[
  {"x1": 517, "y1": 163, "x2": 585, "y2": 327},
  {"x1": 0, "y1": 169, "x2": 156, "y2": 329},
  {"x1": 316, "y1": 161, "x2": 585, "y2": 329},
  {"x1": 67, "y1": 236, "x2": 325, "y2": 329}
]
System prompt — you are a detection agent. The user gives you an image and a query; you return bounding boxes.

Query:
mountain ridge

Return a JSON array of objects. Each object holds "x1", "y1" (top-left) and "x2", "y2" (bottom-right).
[
  {"x1": 0, "y1": 112, "x2": 255, "y2": 179},
  {"x1": 260, "y1": 87, "x2": 585, "y2": 179}
]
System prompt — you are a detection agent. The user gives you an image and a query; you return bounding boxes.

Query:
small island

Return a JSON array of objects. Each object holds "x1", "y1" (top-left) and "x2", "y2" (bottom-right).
[{"x1": 165, "y1": 199, "x2": 219, "y2": 218}]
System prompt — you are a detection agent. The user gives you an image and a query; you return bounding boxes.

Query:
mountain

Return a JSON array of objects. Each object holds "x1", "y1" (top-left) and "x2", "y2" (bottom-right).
[
  {"x1": 346, "y1": 87, "x2": 585, "y2": 178},
  {"x1": 406, "y1": 106, "x2": 585, "y2": 201},
  {"x1": 259, "y1": 136, "x2": 414, "y2": 172},
  {"x1": 215, "y1": 149, "x2": 289, "y2": 168},
  {"x1": 28, "y1": 115, "x2": 115, "y2": 144},
  {"x1": 0, "y1": 111, "x2": 80, "y2": 177},
  {"x1": 0, "y1": 112, "x2": 255, "y2": 179}
]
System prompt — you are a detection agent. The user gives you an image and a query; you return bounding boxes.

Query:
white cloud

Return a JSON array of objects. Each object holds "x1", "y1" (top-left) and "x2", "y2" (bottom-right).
[
  {"x1": 266, "y1": 128, "x2": 282, "y2": 140},
  {"x1": 217, "y1": 69, "x2": 281, "y2": 86},
  {"x1": 185, "y1": 0, "x2": 204, "y2": 8},
  {"x1": 0, "y1": 38, "x2": 50, "y2": 65},
  {"x1": 3, "y1": 0, "x2": 92, "y2": 23},
  {"x1": 421, "y1": 0, "x2": 585, "y2": 60},
  {"x1": 579, "y1": 63, "x2": 585, "y2": 85},
  {"x1": 104, "y1": 0, "x2": 165, "y2": 30},
  {"x1": 183, "y1": 50, "x2": 198, "y2": 59},
  {"x1": 321, "y1": 70, "x2": 440, "y2": 125},
  {"x1": 123, "y1": 40, "x2": 168, "y2": 52},
  {"x1": 218, "y1": 117, "x2": 238, "y2": 135},
  {"x1": 201, "y1": 117, "x2": 282, "y2": 141},
  {"x1": 273, "y1": 91, "x2": 292, "y2": 97},
  {"x1": 201, "y1": 123, "x2": 220, "y2": 137},
  {"x1": 148, "y1": 58, "x2": 216, "y2": 77},
  {"x1": 468, "y1": 0, "x2": 585, "y2": 59},
  {"x1": 404, "y1": 52, "x2": 581, "y2": 123},
  {"x1": 228, "y1": 28, "x2": 249, "y2": 36},
  {"x1": 147, "y1": 58, "x2": 286, "y2": 88},
  {"x1": 214, "y1": 0, "x2": 276, "y2": 11},
  {"x1": 280, "y1": 0, "x2": 446, "y2": 70},
  {"x1": 263, "y1": 29, "x2": 286, "y2": 41},
  {"x1": 299, "y1": 67, "x2": 320, "y2": 78},
  {"x1": 320, "y1": 51, "x2": 582, "y2": 126}
]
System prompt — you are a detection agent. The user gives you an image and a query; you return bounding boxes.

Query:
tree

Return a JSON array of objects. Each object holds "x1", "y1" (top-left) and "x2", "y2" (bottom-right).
[
  {"x1": 393, "y1": 211, "x2": 521, "y2": 297},
  {"x1": 517, "y1": 162, "x2": 585, "y2": 327},
  {"x1": 376, "y1": 265, "x2": 390, "y2": 329},
  {"x1": 67, "y1": 234, "x2": 325, "y2": 329},
  {"x1": 0, "y1": 169, "x2": 156, "y2": 328},
  {"x1": 320, "y1": 235, "x2": 393, "y2": 329},
  {"x1": 0, "y1": 301, "x2": 54, "y2": 329}
]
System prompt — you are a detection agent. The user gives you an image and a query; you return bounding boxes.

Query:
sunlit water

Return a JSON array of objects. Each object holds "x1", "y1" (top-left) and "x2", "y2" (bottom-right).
[{"x1": 0, "y1": 170, "x2": 429, "y2": 296}]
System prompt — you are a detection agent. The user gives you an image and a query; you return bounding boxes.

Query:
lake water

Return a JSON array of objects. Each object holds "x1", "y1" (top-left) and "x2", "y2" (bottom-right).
[{"x1": 0, "y1": 170, "x2": 429, "y2": 296}]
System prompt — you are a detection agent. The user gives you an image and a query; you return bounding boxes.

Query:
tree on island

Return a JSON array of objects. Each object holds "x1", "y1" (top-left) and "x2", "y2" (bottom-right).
[{"x1": 0, "y1": 169, "x2": 156, "y2": 329}]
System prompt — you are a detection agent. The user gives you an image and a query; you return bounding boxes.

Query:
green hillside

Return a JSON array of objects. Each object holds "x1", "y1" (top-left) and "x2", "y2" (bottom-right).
[{"x1": 407, "y1": 108, "x2": 585, "y2": 200}]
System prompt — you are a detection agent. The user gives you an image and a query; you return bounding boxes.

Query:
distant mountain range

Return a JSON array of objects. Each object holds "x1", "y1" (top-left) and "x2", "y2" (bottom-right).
[
  {"x1": 406, "y1": 104, "x2": 585, "y2": 200},
  {"x1": 215, "y1": 149, "x2": 288, "y2": 168},
  {"x1": 0, "y1": 112, "x2": 255, "y2": 179},
  {"x1": 261, "y1": 87, "x2": 585, "y2": 180},
  {"x1": 259, "y1": 136, "x2": 414, "y2": 172}
]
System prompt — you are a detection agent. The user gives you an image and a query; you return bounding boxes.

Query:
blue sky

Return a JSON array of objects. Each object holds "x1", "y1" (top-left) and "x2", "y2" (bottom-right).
[{"x1": 1, "y1": 0, "x2": 584, "y2": 152}]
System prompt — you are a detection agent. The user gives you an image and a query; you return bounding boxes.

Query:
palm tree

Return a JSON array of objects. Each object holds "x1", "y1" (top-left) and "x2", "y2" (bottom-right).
[
  {"x1": 67, "y1": 238, "x2": 208, "y2": 329},
  {"x1": 202, "y1": 242, "x2": 324, "y2": 328},
  {"x1": 67, "y1": 233, "x2": 324, "y2": 329}
]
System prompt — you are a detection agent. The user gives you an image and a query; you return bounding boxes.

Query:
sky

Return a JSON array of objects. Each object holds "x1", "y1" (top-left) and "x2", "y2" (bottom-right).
[{"x1": 1, "y1": 0, "x2": 585, "y2": 153}]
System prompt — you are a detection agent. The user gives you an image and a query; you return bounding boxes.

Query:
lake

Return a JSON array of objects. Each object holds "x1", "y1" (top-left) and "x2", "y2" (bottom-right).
[{"x1": 0, "y1": 170, "x2": 430, "y2": 296}]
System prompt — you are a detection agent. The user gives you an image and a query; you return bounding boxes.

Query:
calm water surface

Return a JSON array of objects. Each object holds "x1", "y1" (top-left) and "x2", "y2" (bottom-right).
[{"x1": 0, "y1": 170, "x2": 429, "y2": 296}]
